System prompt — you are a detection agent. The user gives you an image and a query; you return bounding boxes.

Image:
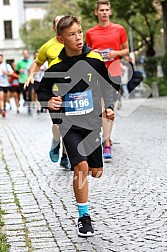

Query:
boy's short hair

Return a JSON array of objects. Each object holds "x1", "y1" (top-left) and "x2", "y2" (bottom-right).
[
  {"x1": 95, "y1": 0, "x2": 111, "y2": 10},
  {"x1": 57, "y1": 15, "x2": 81, "y2": 36}
]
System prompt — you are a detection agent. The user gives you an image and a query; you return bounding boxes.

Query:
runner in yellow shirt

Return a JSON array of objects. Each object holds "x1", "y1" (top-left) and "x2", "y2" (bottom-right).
[{"x1": 24, "y1": 16, "x2": 70, "y2": 170}]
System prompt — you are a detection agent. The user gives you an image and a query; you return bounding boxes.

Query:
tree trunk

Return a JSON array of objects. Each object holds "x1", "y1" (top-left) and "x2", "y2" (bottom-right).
[
  {"x1": 161, "y1": 0, "x2": 167, "y2": 53},
  {"x1": 145, "y1": 34, "x2": 155, "y2": 57}
]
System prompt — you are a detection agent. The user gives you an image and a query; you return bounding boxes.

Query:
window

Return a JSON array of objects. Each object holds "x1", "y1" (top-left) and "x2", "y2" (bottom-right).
[
  {"x1": 4, "y1": 21, "x2": 13, "y2": 39},
  {"x1": 3, "y1": 0, "x2": 10, "y2": 5}
]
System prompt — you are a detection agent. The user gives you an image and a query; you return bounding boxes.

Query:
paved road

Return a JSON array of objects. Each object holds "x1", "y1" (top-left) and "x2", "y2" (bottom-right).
[{"x1": 0, "y1": 97, "x2": 167, "y2": 252}]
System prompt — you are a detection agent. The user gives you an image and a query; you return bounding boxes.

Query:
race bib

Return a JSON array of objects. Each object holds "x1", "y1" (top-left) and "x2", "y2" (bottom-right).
[
  {"x1": 65, "y1": 90, "x2": 94, "y2": 115},
  {"x1": 101, "y1": 48, "x2": 114, "y2": 62}
]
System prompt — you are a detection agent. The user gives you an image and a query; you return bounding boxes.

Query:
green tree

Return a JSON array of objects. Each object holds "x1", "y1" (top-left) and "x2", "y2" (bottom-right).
[
  {"x1": 161, "y1": 0, "x2": 167, "y2": 53},
  {"x1": 45, "y1": 0, "x2": 80, "y2": 18},
  {"x1": 20, "y1": 0, "x2": 80, "y2": 51},
  {"x1": 78, "y1": 0, "x2": 162, "y2": 57},
  {"x1": 19, "y1": 19, "x2": 53, "y2": 51}
]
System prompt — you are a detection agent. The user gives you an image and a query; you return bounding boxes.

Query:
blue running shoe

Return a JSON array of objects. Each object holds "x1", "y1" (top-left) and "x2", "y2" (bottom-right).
[
  {"x1": 60, "y1": 155, "x2": 71, "y2": 170},
  {"x1": 49, "y1": 142, "x2": 60, "y2": 162}
]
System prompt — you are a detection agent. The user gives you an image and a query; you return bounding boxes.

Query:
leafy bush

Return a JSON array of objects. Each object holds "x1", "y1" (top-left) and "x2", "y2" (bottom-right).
[{"x1": 144, "y1": 77, "x2": 167, "y2": 96}]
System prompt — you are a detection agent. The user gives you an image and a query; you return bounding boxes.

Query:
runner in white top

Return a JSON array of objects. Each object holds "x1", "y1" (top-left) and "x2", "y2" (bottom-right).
[{"x1": 0, "y1": 54, "x2": 13, "y2": 117}]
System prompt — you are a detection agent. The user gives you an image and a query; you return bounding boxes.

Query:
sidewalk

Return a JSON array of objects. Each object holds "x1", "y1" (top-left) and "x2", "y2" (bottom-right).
[
  {"x1": 114, "y1": 96, "x2": 167, "y2": 118},
  {"x1": 0, "y1": 97, "x2": 167, "y2": 252},
  {"x1": 141, "y1": 96, "x2": 167, "y2": 111}
]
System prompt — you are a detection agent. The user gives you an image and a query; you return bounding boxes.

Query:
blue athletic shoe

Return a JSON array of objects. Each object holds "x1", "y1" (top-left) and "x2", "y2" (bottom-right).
[
  {"x1": 60, "y1": 156, "x2": 71, "y2": 170},
  {"x1": 49, "y1": 143, "x2": 60, "y2": 162}
]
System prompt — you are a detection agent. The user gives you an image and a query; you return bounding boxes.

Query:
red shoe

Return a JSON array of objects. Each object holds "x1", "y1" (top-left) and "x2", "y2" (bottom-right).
[{"x1": 1, "y1": 110, "x2": 6, "y2": 117}]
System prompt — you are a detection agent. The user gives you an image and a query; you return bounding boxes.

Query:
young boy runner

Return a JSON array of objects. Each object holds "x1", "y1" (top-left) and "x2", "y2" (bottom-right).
[{"x1": 37, "y1": 15, "x2": 115, "y2": 237}]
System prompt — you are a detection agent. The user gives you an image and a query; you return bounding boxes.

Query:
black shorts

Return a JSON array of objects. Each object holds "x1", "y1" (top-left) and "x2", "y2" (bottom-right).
[
  {"x1": 33, "y1": 81, "x2": 40, "y2": 92},
  {"x1": 61, "y1": 126, "x2": 103, "y2": 171},
  {"x1": 19, "y1": 84, "x2": 24, "y2": 93},
  {"x1": 11, "y1": 86, "x2": 20, "y2": 93},
  {"x1": 27, "y1": 81, "x2": 39, "y2": 93},
  {"x1": 50, "y1": 110, "x2": 63, "y2": 125},
  {"x1": 0, "y1": 86, "x2": 10, "y2": 93}
]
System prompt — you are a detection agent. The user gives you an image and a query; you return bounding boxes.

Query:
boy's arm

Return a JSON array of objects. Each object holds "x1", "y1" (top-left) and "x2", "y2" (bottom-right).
[
  {"x1": 99, "y1": 61, "x2": 116, "y2": 111},
  {"x1": 37, "y1": 74, "x2": 53, "y2": 107},
  {"x1": 99, "y1": 63, "x2": 115, "y2": 121},
  {"x1": 37, "y1": 85, "x2": 62, "y2": 111},
  {"x1": 37, "y1": 67, "x2": 61, "y2": 110}
]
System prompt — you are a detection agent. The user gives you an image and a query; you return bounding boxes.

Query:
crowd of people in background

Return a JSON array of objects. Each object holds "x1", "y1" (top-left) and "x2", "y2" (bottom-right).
[
  {"x1": 0, "y1": 49, "x2": 48, "y2": 117},
  {"x1": 0, "y1": 49, "x2": 139, "y2": 119}
]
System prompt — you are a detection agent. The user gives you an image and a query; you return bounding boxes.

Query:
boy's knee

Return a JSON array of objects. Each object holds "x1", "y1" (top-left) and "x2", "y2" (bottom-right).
[{"x1": 74, "y1": 161, "x2": 89, "y2": 176}]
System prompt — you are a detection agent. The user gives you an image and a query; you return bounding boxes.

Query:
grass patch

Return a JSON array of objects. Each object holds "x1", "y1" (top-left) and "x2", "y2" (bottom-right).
[{"x1": 0, "y1": 207, "x2": 10, "y2": 252}]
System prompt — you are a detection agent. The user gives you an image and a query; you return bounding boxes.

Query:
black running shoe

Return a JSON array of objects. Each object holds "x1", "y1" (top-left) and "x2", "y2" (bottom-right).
[{"x1": 77, "y1": 213, "x2": 94, "y2": 237}]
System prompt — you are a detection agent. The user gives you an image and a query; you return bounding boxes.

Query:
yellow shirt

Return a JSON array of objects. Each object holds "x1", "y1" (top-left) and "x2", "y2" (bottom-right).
[{"x1": 36, "y1": 37, "x2": 64, "y2": 67}]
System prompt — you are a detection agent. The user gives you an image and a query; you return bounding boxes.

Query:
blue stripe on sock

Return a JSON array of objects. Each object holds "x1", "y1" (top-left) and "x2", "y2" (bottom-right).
[{"x1": 77, "y1": 203, "x2": 89, "y2": 218}]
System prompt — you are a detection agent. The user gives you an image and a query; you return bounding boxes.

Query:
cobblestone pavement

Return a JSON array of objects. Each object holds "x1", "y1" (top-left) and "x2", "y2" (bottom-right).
[{"x1": 0, "y1": 97, "x2": 167, "y2": 252}]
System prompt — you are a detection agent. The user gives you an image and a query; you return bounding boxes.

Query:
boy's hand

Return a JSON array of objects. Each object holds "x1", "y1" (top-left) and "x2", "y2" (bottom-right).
[
  {"x1": 48, "y1": 96, "x2": 62, "y2": 111},
  {"x1": 105, "y1": 108, "x2": 115, "y2": 121}
]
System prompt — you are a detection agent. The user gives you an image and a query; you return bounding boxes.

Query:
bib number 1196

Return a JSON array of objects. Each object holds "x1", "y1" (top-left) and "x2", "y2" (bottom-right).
[
  {"x1": 65, "y1": 90, "x2": 94, "y2": 115},
  {"x1": 69, "y1": 98, "x2": 89, "y2": 109}
]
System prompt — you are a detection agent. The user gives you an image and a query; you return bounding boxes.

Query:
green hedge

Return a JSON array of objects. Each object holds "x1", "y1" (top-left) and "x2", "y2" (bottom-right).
[
  {"x1": 144, "y1": 77, "x2": 167, "y2": 96},
  {"x1": 143, "y1": 55, "x2": 167, "y2": 78}
]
